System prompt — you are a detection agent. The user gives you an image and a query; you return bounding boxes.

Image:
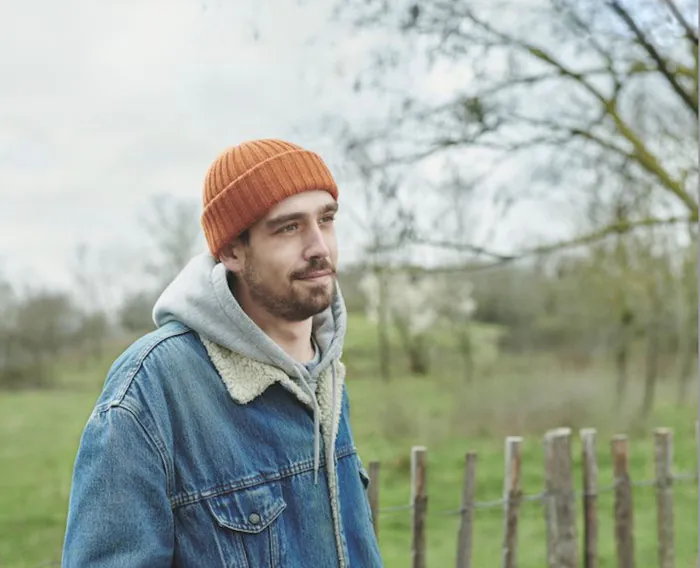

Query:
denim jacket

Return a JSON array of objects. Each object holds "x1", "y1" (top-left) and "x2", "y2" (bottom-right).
[{"x1": 62, "y1": 321, "x2": 383, "y2": 567}]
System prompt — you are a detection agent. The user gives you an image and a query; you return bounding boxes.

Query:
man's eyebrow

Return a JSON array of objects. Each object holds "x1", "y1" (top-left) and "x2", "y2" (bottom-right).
[
  {"x1": 265, "y1": 202, "x2": 339, "y2": 229},
  {"x1": 320, "y1": 202, "x2": 339, "y2": 215},
  {"x1": 265, "y1": 212, "x2": 304, "y2": 229}
]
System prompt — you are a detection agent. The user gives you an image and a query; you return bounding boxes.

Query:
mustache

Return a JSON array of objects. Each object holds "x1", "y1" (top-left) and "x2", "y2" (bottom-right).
[{"x1": 292, "y1": 258, "x2": 336, "y2": 279}]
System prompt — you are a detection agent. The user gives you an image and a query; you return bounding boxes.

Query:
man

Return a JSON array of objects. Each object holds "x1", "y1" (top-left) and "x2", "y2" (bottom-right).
[{"x1": 62, "y1": 139, "x2": 383, "y2": 567}]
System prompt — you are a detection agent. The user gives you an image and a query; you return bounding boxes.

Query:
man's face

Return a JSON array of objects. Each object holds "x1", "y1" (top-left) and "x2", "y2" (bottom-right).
[{"x1": 221, "y1": 190, "x2": 339, "y2": 322}]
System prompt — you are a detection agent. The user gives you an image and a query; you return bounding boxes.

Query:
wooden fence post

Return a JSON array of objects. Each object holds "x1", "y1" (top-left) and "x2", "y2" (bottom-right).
[
  {"x1": 544, "y1": 427, "x2": 579, "y2": 568},
  {"x1": 580, "y1": 428, "x2": 598, "y2": 568},
  {"x1": 654, "y1": 428, "x2": 674, "y2": 568},
  {"x1": 502, "y1": 437, "x2": 523, "y2": 568},
  {"x1": 368, "y1": 461, "x2": 381, "y2": 540},
  {"x1": 411, "y1": 446, "x2": 428, "y2": 568},
  {"x1": 456, "y1": 452, "x2": 477, "y2": 568},
  {"x1": 612, "y1": 435, "x2": 635, "y2": 568}
]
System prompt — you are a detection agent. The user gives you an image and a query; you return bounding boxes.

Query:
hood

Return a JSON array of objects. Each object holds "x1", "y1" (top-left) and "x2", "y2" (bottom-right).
[
  {"x1": 151, "y1": 251, "x2": 347, "y2": 484},
  {"x1": 152, "y1": 252, "x2": 346, "y2": 379}
]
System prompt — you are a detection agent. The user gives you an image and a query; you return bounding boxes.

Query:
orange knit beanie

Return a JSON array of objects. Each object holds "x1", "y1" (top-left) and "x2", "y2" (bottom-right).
[{"x1": 201, "y1": 139, "x2": 339, "y2": 257}]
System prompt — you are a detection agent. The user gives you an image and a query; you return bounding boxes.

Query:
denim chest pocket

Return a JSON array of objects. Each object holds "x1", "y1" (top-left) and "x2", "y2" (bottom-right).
[{"x1": 205, "y1": 482, "x2": 287, "y2": 568}]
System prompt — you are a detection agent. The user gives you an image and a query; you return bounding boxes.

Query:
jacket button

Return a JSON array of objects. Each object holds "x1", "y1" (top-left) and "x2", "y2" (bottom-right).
[{"x1": 248, "y1": 513, "x2": 261, "y2": 525}]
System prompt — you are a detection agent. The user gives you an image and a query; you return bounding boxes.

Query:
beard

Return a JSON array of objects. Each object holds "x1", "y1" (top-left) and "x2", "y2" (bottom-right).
[{"x1": 240, "y1": 256, "x2": 336, "y2": 322}]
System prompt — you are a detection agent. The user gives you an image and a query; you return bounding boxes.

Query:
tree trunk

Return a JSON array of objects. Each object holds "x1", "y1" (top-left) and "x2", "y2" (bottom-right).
[
  {"x1": 91, "y1": 331, "x2": 104, "y2": 361},
  {"x1": 676, "y1": 337, "x2": 694, "y2": 405},
  {"x1": 457, "y1": 325, "x2": 474, "y2": 383},
  {"x1": 615, "y1": 344, "x2": 628, "y2": 408},
  {"x1": 376, "y1": 267, "x2": 392, "y2": 382},
  {"x1": 615, "y1": 308, "x2": 633, "y2": 409},
  {"x1": 676, "y1": 247, "x2": 697, "y2": 405},
  {"x1": 641, "y1": 313, "x2": 661, "y2": 420},
  {"x1": 395, "y1": 319, "x2": 430, "y2": 376},
  {"x1": 408, "y1": 337, "x2": 430, "y2": 375}
]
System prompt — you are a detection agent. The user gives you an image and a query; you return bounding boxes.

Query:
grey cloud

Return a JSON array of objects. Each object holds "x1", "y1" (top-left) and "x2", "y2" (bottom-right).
[{"x1": 1, "y1": 0, "x2": 358, "y2": 291}]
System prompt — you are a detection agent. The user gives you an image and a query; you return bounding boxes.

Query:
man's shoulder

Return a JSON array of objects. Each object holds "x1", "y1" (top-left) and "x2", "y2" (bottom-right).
[{"x1": 95, "y1": 321, "x2": 203, "y2": 410}]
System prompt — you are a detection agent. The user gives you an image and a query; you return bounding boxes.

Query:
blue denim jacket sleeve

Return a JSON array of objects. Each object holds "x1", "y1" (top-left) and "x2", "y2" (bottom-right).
[{"x1": 62, "y1": 405, "x2": 174, "y2": 567}]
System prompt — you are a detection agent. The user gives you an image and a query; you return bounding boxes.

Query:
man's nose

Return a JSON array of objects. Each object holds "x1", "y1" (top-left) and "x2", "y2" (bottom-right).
[{"x1": 304, "y1": 225, "x2": 331, "y2": 259}]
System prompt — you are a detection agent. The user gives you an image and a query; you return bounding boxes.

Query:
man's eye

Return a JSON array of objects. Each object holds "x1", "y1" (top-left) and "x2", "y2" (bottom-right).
[
  {"x1": 280, "y1": 223, "x2": 298, "y2": 233},
  {"x1": 321, "y1": 215, "x2": 335, "y2": 224}
]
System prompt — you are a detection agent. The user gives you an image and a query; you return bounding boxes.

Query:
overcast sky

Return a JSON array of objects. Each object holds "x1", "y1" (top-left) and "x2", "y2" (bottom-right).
[
  {"x1": 0, "y1": 2, "x2": 348, "y2": 287},
  {"x1": 1, "y1": 0, "x2": 572, "y2": 300}
]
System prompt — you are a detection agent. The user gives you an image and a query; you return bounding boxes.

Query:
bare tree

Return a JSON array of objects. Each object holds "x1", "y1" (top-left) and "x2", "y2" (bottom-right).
[
  {"x1": 343, "y1": 143, "x2": 414, "y2": 381},
  {"x1": 141, "y1": 194, "x2": 204, "y2": 291},
  {"x1": 118, "y1": 290, "x2": 159, "y2": 335},
  {"x1": 70, "y1": 244, "x2": 114, "y2": 363},
  {"x1": 0, "y1": 289, "x2": 82, "y2": 389},
  {"x1": 675, "y1": 226, "x2": 698, "y2": 404},
  {"x1": 628, "y1": 227, "x2": 682, "y2": 420},
  {"x1": 332, "y1": 0, "x2": 697, "y2": 259},
  {"x1": 107, "y1": 194, "x2": 204, "y2": 337}
]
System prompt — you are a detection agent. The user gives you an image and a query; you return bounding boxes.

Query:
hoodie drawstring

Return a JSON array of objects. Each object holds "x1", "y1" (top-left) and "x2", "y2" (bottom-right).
[
  {"x1": 296, "y1": 361, "x2": 338, "y2": 487},
  {"x1": 331, "y1": 360, "x2": 337, "y2": 472},
  {"x1": 312, "y1": 396, "x2": 321, "y2": 486},
  {"x1": 295, "y1": 367, "x2": 322, "y2": 485}
]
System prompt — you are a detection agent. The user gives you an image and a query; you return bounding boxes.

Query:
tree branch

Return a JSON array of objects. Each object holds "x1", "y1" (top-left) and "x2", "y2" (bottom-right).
[
  {"x1": 660, "y1": 0, "x2": 699, "y2": 44},
  {"x1": 514, "y1": 214, "x2": 695, "y2": 256},
  {"x1": 462, "y1": 8, "x2": 609, "y2": 104},
  {"x1": 402, "y1": 238, "x2": 518, "y2": 260},
  {"x1": 475, "y1": 67, "x2": 629, "y2": 99},
  {"x1": 674, "y1": 64, "x2": 697, "y2": 79},
  {"x1": 569, "y1": 127, "x2": 635, "y2": 156},
  {"x1": 510, "y1": 101, "x2": 696, "y2": 215},
  {"x1": 341, "y1": 1, "x2": 697, "y2": 219},
  {"x1": 506, "y1": 113, "x2": 634, "y2": 155},
  {"x1": 459, "y1": 6, "x2": 695, "y2": 211},
  {"x1": 607, "y1": 0, "x2": 698, "y2": 114},
  {"x1": 606, "y1": 108, "x2": 698, "y2": 215},
  {"x1": 552, "y1": 0, "x2": 624, "y2": 94},
  {"x1": 375, "y1": 214, "x2": 695, "y2": 270}
]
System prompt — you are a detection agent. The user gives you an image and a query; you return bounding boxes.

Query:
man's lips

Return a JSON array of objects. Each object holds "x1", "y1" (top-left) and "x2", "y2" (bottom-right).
[{"x1": 296, "y1": 270, "x2": 334, "y2": 280}]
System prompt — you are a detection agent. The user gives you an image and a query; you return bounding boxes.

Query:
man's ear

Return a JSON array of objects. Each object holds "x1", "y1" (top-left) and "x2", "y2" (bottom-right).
[{"x1": 219, "y1": 239, "x2": 246, "y2": 274}]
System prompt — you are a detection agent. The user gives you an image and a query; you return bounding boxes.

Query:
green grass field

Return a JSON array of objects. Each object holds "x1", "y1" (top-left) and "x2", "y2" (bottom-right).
[{"x1": 0, "y1": 316, "x2": 697, "y2": 567}]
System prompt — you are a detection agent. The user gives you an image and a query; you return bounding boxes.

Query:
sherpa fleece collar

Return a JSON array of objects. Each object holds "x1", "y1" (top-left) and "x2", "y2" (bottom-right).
[{"x1": 201, "y1": 338, "x2": 345, "y2": 432}]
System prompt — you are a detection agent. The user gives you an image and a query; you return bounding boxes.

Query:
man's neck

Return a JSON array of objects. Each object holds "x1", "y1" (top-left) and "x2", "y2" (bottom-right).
[
  {"x1": 253, "y1": 310, "x2": 315, "y2": 363},
  {"x1": 233, "y1": 283, "x2": 314, "y2": 362}
]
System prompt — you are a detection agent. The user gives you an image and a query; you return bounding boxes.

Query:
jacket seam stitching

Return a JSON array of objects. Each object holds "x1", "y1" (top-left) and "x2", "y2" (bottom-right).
[
  {"x1": 106, "y1": 324, "x2": 193, "y2": 407},
  {"x1": 100, "y1": 404, "x2": 175, "y2": 499},
  {"x1": 170, "y1": 445, "x2": 356, "y2": 509}
]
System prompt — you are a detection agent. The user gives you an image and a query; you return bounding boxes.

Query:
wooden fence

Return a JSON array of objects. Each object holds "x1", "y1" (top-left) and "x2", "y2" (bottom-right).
[{"x1": 365, "y1": 427, "x2": 698, "y2": 568}]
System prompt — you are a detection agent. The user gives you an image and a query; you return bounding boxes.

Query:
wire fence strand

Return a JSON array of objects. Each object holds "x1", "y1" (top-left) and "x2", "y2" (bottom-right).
[
  {"x1": 31, "y1": 471, "x2": 698, "y2": 566},
  {"x1": 378, "y1": 470, "x2": 698, "y2": 518}
]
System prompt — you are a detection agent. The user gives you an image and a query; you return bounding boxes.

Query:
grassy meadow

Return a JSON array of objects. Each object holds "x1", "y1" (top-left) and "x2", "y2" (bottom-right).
[{"x1": 0, "y1": 314, "x2": 697, "y2": 567}]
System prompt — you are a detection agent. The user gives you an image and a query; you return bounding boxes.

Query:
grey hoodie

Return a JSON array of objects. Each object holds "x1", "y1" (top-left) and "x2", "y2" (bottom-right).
[{"x1": 152, "y1": 252, "x2": 347, "y2": 483}]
